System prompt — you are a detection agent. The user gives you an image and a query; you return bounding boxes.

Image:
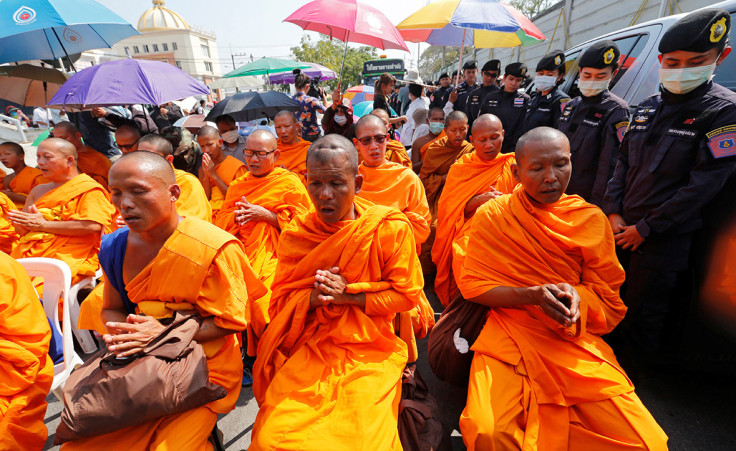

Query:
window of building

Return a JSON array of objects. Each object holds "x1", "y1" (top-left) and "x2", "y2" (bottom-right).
[
  {"x1": 201, "y1": 45, "x2": 210, "y2": 58},
  {"x1": 172, "y1": 42, "x2": 178, "y2": 51},
  {"x1": 133, "y1": 46, "x2": 140, "y2": 54},
  {"x1": 162, "y1": 43, "x2": 168, "y2": 51},
  {"x1": 204, "y1": 61, "x2": 213, "y2": 72},
  {"x1": 152, "y1": 44, "x2": 159, "y2": 52},
  {"x1": 175, "y1": 61, "x2": 182, "y2": 69},
  {"x1": 124, "y1": 46, "x2": 130, "y2": 55},
  {"x1": 143, "y1": 45, "x2": 150, "y2": 53}
]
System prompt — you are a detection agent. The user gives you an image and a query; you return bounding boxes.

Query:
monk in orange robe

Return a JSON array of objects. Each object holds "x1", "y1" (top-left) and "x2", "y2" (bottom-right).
[
  {"x1": 1, "y1": 142, "x2": 47, "y2": 208},
  {"x1": 196, "y1": 125, "x2": 247, "y2": 211},
  {"x1": 274, "y1": 111, "x2": 310, "y2": 182},
  {"x1": 9, "y1": 139, "x2": 115, "y2": 286},
  {"x1": 77, "y1": 134, "x2": 213, "y2": 335},
  {"x1": 411, "y1": 107, "x2": 446, "y2": 173},
  {"x1": 0, "y1": 192, "x2": 18, "y2": 254},
  {"x1": 432, "y1": 114, "x2": 517, "y2": 306},
  {"x1": 250, "y1": 135, "x2": 423, "y2": 450},
  {"x1": 52, "y1": 122, "x2": 111, "y2": 190},
  {"x1": 457, "y1": 127, "x2": 667, "y2": 450},
  {"x1": 370, "y1": 108, "x2": 412, "y2": 168},
  {"x1": 0, "y1": 251, "x2": 54, "y2": 451},
  {"x1": 419, "y1": 111, "x2": 474, "y2": 216},
  {"x1": 61, "y1": 151, "x2": 266, "y2": 450},
  {"x1": 353, "y1": 114, "x2": 434, "y2": 352},
  {"x1": 213, "y1": 130, "x2": 311, "y2": 355}
]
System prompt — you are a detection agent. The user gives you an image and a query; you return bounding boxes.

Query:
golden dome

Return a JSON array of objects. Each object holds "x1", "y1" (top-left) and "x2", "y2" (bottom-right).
[{"x1": 137, "y1": 0, "x2": 190, "y2": 32}]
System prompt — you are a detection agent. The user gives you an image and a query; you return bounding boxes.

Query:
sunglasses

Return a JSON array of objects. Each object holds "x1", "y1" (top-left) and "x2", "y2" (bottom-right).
[
  {"x1": 244, "y1": 149, "x2": 277, "y2": 158},
  {"x1": 356, "y1": 134, "x2": 388, "y2": 146},
  {"x1": 483, "y1": 71, "x2": 499, "y2": 78},
  {"x1": 117, "y1": 138, "x2": 140, "y2": 150}
]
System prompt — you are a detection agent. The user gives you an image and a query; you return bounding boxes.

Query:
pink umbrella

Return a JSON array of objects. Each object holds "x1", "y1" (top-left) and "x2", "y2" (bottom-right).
[{"x1": 284, "y1": 0, "x2": 409, "y2": 85}]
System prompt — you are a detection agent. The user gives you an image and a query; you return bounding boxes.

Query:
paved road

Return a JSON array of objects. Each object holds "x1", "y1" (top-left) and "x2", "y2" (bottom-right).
[{"x1": 42, "y1": 277, "x2": 736, "y2": 450}]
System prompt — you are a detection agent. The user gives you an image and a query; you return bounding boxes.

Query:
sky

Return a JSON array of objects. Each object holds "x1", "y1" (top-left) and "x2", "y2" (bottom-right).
[{"x1": 97, "y1": 0, "x2": 431, "y2": 73}]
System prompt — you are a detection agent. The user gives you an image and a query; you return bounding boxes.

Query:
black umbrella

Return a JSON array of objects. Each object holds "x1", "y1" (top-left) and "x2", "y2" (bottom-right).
[{"x1": 205, "y1": 91, "x2": 300, "y2": 122}]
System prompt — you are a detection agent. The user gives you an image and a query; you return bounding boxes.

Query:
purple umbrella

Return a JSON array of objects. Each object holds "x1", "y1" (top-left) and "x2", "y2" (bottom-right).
[
  {"x1": 47, "y1": 59, "x2": 210, "y2": 109},
  {"x1": 268, "y1": 62, "x2": 336, "y2": 84}
]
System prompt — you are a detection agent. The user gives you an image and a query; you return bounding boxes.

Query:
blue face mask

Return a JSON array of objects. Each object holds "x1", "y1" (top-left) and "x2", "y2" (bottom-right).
[{"x1": 429, "y1": 121, "x2": 444, "y2": 134}]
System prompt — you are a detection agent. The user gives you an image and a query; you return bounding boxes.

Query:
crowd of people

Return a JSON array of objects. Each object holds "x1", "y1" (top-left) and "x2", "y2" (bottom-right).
[{"x1": 1, "y1": 7, "x2": 735, "y2": 451}]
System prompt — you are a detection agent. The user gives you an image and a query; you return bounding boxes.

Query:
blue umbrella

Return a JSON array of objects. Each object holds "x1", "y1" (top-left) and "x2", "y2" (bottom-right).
[
  {"x1": 0, "y1": 0, "x2": 138, "y2": 67},
  {"x1": 47, "y1": 59, "x2": 210, "y2": 109},
  {"x1": 352, "y1": 101, "x2": 396, "y2": 119}
]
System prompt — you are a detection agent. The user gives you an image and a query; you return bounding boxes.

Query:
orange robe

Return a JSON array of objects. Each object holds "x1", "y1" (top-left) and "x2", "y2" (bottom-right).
[
  {"x1": 250, "y1": 198, "x2": 423, "y2": 450},
  {"x1": 276, "y1": 138, "x2": 310, "y2": 183},
  {"x1": 432, "y1": 152, "x2": 517, "y2": 306},
  {"x1": 208, "y1": 156, "x2": 247, "y2": 211},
  {"x1": 76, "y1": 148, "x2": 111, "y2": 191},
  {"x1": 213, "y1": 168, "x2": 311, "y2": 355},
  {"x1": 419, "y1": 135, "x2": 474, "y2": 216},
  {"x1": 11, "y1": 174, "x2": 115, "y2": 285},
  {"x1": 174, "y1": 168, "x2": 212, "y2": 222},
  {"x1": 357, "y1": 162, "x2": 435, "y2": 342},
  {"x1": 0, "y1": 252, "x2": 54, "y2": 451},
  {"x1": 0, "y1": 193, "x2": 18, "y2": 254},
  {"x1": 77, "y1": 168, "x2": 212, "y2": 335},
  {"x1": 62, "y1": 218, "x2": 267, "y2": 450},
  {"x1": 457, "y1": 188, "x2": 668, "y2": 450},
  {"x1": 385, "y1": 139, "x2": 412, "y2": 168},
  {"x1": 420, "y1": 129, "x2": 446, "y2": 160},
  {"x1": 5, "y1": 167, "x2": 48, "y2": 208}
]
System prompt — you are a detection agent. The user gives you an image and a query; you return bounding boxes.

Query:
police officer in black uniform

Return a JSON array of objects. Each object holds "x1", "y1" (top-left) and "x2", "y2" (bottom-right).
[
  {"x1": 445, "y1": 60, "x2": 479, "y2": 113},
  {"x1": 602, "y1": 8, "x2": 736, "y2": 369},
  {"x1": 430, "y1": 72, "x2": 452, "y2": 109},
  {"x1": 523, "y1": 50, "x2": 571, "y2": 133},
  {"x1": 465, "y1": 60, "x2": 501, "y2": 129},
  {"x1": 480, "y1": 62, "x2": 531, "y2": 154},
  {"x1": 558, "y1": 41, "x2": 630, "y2": 206}
]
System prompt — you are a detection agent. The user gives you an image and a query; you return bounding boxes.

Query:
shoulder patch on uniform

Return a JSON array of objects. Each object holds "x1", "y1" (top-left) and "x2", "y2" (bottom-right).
[
  {"x1": 706, "y1": 125, "x2": 736, "y2": 159},
  {"x1": 560, "y1": 98, "x2": 571, "y2": 112},
  {"x1": 615, "y1": 121, "x2": 629, "y2": 143}
]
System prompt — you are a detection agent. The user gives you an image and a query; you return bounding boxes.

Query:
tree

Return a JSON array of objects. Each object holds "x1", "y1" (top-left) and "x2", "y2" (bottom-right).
[
  {"x1": 418, "y1": 46, "x2": 475, "y2": 82},
  {"x1": 509, "y1": 0, "x2": 557, "y2": 19},
  {"x1": 290, "y1": 35, "x2": 378, "y2": 89}
]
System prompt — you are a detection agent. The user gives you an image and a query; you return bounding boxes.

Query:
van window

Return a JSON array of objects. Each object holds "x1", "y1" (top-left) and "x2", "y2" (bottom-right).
[{"x1": 712, "y1": 12, "x2": 736, "y2": 92}]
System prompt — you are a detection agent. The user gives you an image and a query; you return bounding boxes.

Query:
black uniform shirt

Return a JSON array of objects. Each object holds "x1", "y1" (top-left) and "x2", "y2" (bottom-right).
[
  {"x1": 453, "y1": 80, "x2": 478, "y2": 111},
  {"x1": 480, "y1": 88, "x2": 531, "y2": 154},
  {"x1": 603, "y1": 81, "x2": 736, "y2": 237},
  {"x1": 465, "y1": 84, "x2": 500, "y2": 126},
  {"x1": 523, "y1": 87, "x2": 571, "y2": 133},
  {"x1": 558, "y1": 90, "x2": 630, "y2": 206},
  {"x1": 430, "y1": 85, "x2": 452, "y2": 109}
]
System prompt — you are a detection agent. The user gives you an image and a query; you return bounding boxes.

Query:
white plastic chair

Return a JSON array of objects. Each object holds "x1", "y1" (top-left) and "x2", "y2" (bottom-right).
[
  {"x1": 17, "y1": 257, "x2": 84, "y2": 400},
  {"x1": 68, "y1": 268, "x2": 103, "y2": 354}
]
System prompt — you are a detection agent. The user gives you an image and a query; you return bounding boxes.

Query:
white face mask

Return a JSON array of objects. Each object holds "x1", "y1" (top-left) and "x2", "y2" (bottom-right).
[
  {"x1": 429, "y1": 121, "x2": 444, "y2": 134},
  {"x1": 221, "y1": 130, "x2": 240, "y2": 144},
  {"x1": 535, "y1": 75, "x2": 557, "y2": 92},
  {"x1": 334, "y1": 114, "x2": 347, "y2": 125},
  {"x1": 659, "y1": 62, "x2": 716, "y2": 95},
  {"x1": 577, "y1": 78, "x2": 610, "y2": 97}
]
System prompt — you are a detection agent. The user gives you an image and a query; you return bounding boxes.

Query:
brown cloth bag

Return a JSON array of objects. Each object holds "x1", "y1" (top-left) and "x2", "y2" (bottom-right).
[
  {"x1": 398, "y1": 364, "x2": 452, "y2": 451},
  {"x1": 54, "y1": 313, "x2": 227, "y2": 444},
  {"x1": 427, "y1": 295, "x2": 489, "y2": 387}
]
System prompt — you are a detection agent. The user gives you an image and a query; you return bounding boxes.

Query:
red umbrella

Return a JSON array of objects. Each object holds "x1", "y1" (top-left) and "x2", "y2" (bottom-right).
[{"x1": 284, "y1": 0, "x2": 410, "y2": 85}]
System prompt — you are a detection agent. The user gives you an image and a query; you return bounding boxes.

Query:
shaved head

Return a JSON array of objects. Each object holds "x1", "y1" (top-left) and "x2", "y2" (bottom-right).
[
  {"x1": 429, "y1": 107, "x2": 445, "y2": 119},
  {"x1": 470, "y1": 114, "x2": 504, "y2": 162},
  {"x1": 247, "y1": 129, "x2": 277, "y2": 148},
  {"x1": 307, "y1": 134, "x2": 359, "y2": 175},
  {"x1": 138, "y1": 133, "x2": 174, "y2": 157},
  {"x1": 244, "y1": 129, "x2": 278, "y2": 177},
  {"x1": 197, "y1": 125, "x2": 220, "y2": 140},
  {"x1": 355, "y1": 114, "x2": 387, "y2": 136},
  {"x1": 445, "y1": 111, "x2": 468, "y2": 128},
  {"x1": 370, "y1": 108, "x2": 389, "y2": 122},
  {"x1": 515, "y1": 127, "x2": 567, "y2": 163},
  {"x1": 111, "y1": 150, "x2": 175, "y2": 185},
  {"x1": 52, "y1": 121, "x2": 79, "y2": 135},
  {"x1": 41, "y1": 137, "x2": 77, "y2": 159},
  {"x1": 274, "y1": 110, "x2": 297, "y2": 124},
  {"x1": 0, "y1": 141, "x2": 24, "y2": 155},
  {"x1": 472, "y1": 114, "x2": 503, "y2": 134}
]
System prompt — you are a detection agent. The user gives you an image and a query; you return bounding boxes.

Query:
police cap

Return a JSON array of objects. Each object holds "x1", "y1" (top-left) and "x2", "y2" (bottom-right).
[
  {"x1": 439, "y1": 72, "x2": 450, "y2": 80},
  {"x1": 505, "y1": 62, "x2": 528, "y2": 78},
  {"x1": 482, "y1": 59, "x2": 501, "y2": 73},
  {"x1": 463, "y1": 59, "x2": 478, "y2": 70},
  {"x1": 659, "y1": 8, "x2": 731, "y2": 54},
  {"x1": 579, "y1": 40, "x2": 621, "y2": 69},
  {"x1": 536, "y1": 50, "x2": 565, "y2": 72}
]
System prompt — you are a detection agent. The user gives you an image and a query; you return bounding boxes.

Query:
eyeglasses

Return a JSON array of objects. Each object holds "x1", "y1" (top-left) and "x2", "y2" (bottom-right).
[
  {"x1": 356, "y1": 134, "x2": 388, "y2": 146},
  {"x1": 483, "y1": 72, "x2": 499, "y2": 78},
  {"x1": 243, "y1": 148, "x2": 277, "y2": 158},
  {"x1": 117, "y1": 138, "x2": 140, "y2": 150}
]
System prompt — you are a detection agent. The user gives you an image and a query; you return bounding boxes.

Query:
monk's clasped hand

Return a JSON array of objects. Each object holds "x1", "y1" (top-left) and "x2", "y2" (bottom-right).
[
  {"x1": 104, "y1": 314, "x2": 166, "y2": 358},
  {"x1": 314, "y1": 267, "x2": 349, "y2": 304},
  {"x1": 537, "y1": 284, "x2": 580, "y2": 327},
  {"x1": 8, "y1": 206, "x2": 46, "y2": 231}
]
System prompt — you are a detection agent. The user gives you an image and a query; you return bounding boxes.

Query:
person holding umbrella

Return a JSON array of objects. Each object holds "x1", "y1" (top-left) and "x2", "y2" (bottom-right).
[
  {"x1": 322, "y1": 88, "x2": 355, "y2": 140},
  {"x1": 444, "y1": 60, "x2": 479, "y2": 115},
  {"x1": 293, "y1": 72, "x2": 327, "y2": 143}
]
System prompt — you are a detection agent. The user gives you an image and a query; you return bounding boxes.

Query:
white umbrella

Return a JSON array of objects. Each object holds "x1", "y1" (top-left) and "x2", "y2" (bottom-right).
[{"x1": 209, "y1": 76, "x2": 264, "y2": 91}]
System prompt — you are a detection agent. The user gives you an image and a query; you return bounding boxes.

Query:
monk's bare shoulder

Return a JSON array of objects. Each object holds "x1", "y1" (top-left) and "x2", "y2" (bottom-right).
[
  {"x1": 25, "y1": 182, "x2": 56, "y2": 207},
  {"x1": 2, "y1": 173, "x2": 14, "y2": 189}
]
